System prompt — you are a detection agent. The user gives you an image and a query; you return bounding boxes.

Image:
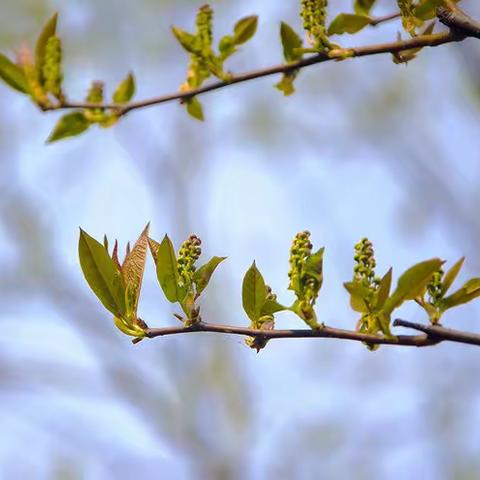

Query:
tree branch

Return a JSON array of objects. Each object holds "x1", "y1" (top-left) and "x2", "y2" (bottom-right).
[
  {"x1": 393, "y1": 319, "x2": 480, "y2": 346},
  {"x1": 43, "y1": 7, "x2": 475, "y2": 118},
  {"x1": 369, "y1": 12, "x2": 401, "y2": 27},
  {"x1": 437, "y1": 3, "x2": 480, "y2": 39},
  {"x1": 138, "y1": 318, "x2": 480, "y2": 349}
]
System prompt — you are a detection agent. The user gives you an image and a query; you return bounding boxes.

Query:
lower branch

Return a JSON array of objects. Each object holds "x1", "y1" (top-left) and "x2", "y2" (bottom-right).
[
  {"x1": 143, "y1": 322, "x2": 439, "y2": 348},
  {"x1": 393, "y1": 319, "x2": 480, "y2": 346}
]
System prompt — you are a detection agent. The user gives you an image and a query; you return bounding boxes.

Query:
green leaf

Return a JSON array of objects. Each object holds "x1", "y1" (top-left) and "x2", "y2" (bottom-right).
[
  {"x1": 242, "y1": 261, "x2": 267, "y2": 322},
  {"x1": 275, "y1": 74, "x2": 297, "y2": 96},
  {"x1": 218, "y1": 35, "x2": 236, "y2": 60},
  {"x1": 440, "y1": 257, "x2": 465, "y2": 296},
  {"x1": 261, "y1": 299, "x2": 287, "y2": 316},
  {"x1": 305, "y1": 247, "x2": 325, "y2": 284},
  {"x1": 113, "y1": 72, "x2": 135, "y2": 104},
  {"x1": 186, "y1": 97, "x2": 204, "y2": 121},
  {"x1": 35, "y1": 12, "x2": 58, "y2": 82},
  {"x1": 327, "y1": 13, "x2": 371, "y2": 36},
  {"x1": 233, "y1": 15, "x2": 258, "y2": 45},
  {"x1": 374, "y1": 268, "x2": 392, "y2": 310},
  {"x1": 78, "y1": 229, "x2": 126, "y2": 316},
  {"x1": 279, "y1": 22, "x2": 303, "y2": 62},
  {"x1": 153, "y1": 234, "x2": 185, "y2": 303},
  {"x1": 171, "y1": 26, "x2": 198, "y2": 54},
  {"x1": 440, "y1": 278, "x2": 480, "y2": 311},
  {"x1": 0, "y1": 53, "x2": 29, "y2": 93},
  {"x1": 344, "y1": 281, "x2": 371, "y2": 313},
  {"x1": 121, "y1": 224, "x2": 149, "y2": 313},
  {"x1": 414, "y1": 0, "x2": 445, "y2": 20},
  {"x1": 383, "y1": 258, "x2": 444, "y2": 314},
  {"x1": 47, "y1": 111, "x2": 91, "y2": 143},
  {"x1": 193, "y1": 256, "x2": 226, "y2": 296},
  {"x1": 354, "y1": 0, "x2": 377, "y2": 16}
]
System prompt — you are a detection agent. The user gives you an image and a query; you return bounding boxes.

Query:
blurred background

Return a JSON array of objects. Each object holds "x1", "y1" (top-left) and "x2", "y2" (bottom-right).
[{"x1": 1, "y1": 0, "x2": 480, "y2": 478}]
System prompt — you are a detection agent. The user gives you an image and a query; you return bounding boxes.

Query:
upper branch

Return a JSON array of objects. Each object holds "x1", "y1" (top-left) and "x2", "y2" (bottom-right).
[
  {"x1": 56, "y1": 30, "x2": 460, "y2": 117},
  {"x1": 437, "y1": 2, "x2": 480, "y2": 39}
]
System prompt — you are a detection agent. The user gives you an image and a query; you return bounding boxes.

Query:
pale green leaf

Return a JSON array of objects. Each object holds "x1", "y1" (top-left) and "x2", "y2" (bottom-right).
[
  {"x1": 242, "y1": 261, "x2": 267, "y2": 322},
  {"x1": 153, "y1": 234, "x2": 185, "y2": 303},
  {"x1": 0, "y1": 53, "x2": 29, "y2": 93},
  {"x1": 279, "y1": 22, "x2": 303, "y2": 62},
  {"x1": 113, "y1": 72, "x2": 135, "y2": 104},
  {"x1": 261, "y1": 299, "x2": 287, "y2": 316},
  {"x1": 354, "y1": 0, "x2": 377, "y2": 16},
  {"x1": 186, "y1": 97, "x2": 204, "y2": 121},
  {"x1": 440, "y1": 257, "x2": 465, "y2": 296},
  {"x1": 193, "y1": 256, "x2": 226, "y2": 296},
  {"x1": 218, "y1": 35, "x2": 236, "y2": 60},
  {"x1": 305, "y1": 247, "x2": 324, "y2": 284},
  {"x1": 383, "y1": 258, "x2": 444, "y2": 314},
  {"x1": 374, "y1": 268, "x2": 392, "y2": 310},
  {"x1": 275, "y1": 73, "x2": 297, "y2": 96},
  {"x1": 47, "y1": 111, "x2": 91, "y2": 143},
  {"x1": 171, "y1": 26, "x2": 198, "y2": 54},
  {"x1": 35, "y1": 12, "x2": 58, "y2": 82},
  {"x1": 327, "y1": 13, "x2": 371, "y2": 36},
  {"x1": 440, "y1": 278, "x2": 480, "y2": 311},
  {"x1": 344, "y1": 281, "x2": 371, "y2": 313},
  {"x1": 233, "y1": 15, "x2": 258, "y2": 45},
  {"x1": 78, "y1": 229, "x2": 126, "y2": 316}
]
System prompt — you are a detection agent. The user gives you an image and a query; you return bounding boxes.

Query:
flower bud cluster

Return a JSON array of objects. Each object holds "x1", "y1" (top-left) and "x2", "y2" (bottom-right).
[
  {"x1": 427, "y1": 268, "x2": 444, "y2": 305},
  {"x1": 177, "y1": 234, "x2": 202, "y2": 287},
  {"x1": 43, "y1": 35, "x2": 63, "y2": 99},
  {"x1": 196, "y1": 4, "x2": 214, "y2": 55},
  {"x1": 301, "y1": 0, "x2": 330, "y2": 50},
  {"x1": 353, "y1": 238, "x2": 380, "y2": 288},
  {"x1": 288, "y1": 230, "x2": 312, "y2": 291}
]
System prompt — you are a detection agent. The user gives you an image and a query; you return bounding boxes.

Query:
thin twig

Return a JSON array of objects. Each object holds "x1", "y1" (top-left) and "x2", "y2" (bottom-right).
[
  {"x1": 139, "y1": 318, "x2": 480, "y2": 349},
  {"x1": 143, "y1": 322, "x2": 438, "y2": 347},
  {"x1": 369, "y1": 12, "x2": 401, "y2": 27},
  {"x1": 394, "y1": 319, "x2": 480, "y2": 346},
  {"x1": 45, "y1": 27, "x2": 465, "y2": 117}
]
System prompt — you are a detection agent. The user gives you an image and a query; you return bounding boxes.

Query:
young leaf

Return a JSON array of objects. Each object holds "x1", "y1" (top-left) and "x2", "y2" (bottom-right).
[
  {"x1": 218, "y1": 35, "x2": 236, "y2": 60},
  {"x1": 171, "y1": 26, "x2": 198, "y2": 54},
  {"x1": 440, "y1": 257, "x2": 465, "y2": 296},
  {"x1": 327, "y1": 13, "x2": 371, "y2": 36},
  {"x1": 233, "y1": 15, "x2": 258, "y2": 45},
  {"x1": 275, "y1": 74, "x2": 297, "y2": 96},
  {"x1": 354, "y1": 0, "x2": 377, "y2": 16},
  {"x1": 440, "y1": 278, "x2": 480, "y2": 311},
  {"x1": 186, "y1": 97, "x2": 204, "y2": 121},
  {"x1": 153, "y1": 234, "x2": 185, "y2": 303},
  {"x1": 383, "y1": 258, "x2": 444, "y2": 314},
  {"x1": 193, "y1": 256, "x2": 227, "y2": 296},
  {"x1": 414, "y1": 0, "x2": 445, "y2": 20},
  {"x1": 113, "y1": 72, "x2": 135, "y2": 104},
  {"x1": 121, "y1": 224, "x2": 149, "y2": 312},
  {"x1": 304, "y1": 247, "x2": 324, "y2": 283},
  {"x1": 279, "y1": 22, "x2": 303, "y2": 62},
  {"x1": 47, "y1": 111, "x2": 91, "y2": 143},
  {"x1": 78, "y1": 229, "x2": 126, "y2": 316},
  {"x1": 374, "y1": 268, "x2": 392, "y2": 310},
  {"x1": 261, "y1": 299, "x2": 287, "y2": 316},
  {"x1": 35, "y1": 12, "x2": 58, "y2": 82},
  {"x1": 0, "y1": 53, "x2": 29, "y2": 93},
  {"x1": 242, "y1": 261, "x2": 267, "y2": 322},
  {"x1": 344, "y1": 281, "x2": 371, "y2": 313}
]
